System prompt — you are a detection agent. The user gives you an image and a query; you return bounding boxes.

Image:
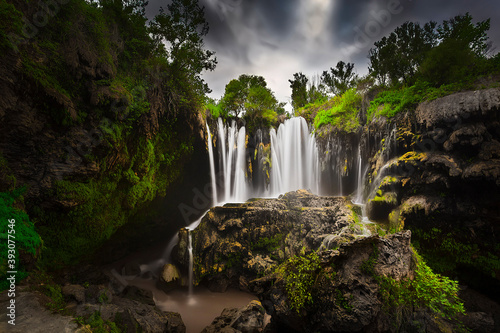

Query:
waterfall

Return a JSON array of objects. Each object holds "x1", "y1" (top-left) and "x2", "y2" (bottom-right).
[
  {"x1": 354, "y1": 146, "x2": 366, "y2": 205},
  {"x1": 208, "y1": 117, "x2": 321, "y2": 203},
  {"x1": 268, "y1": 117, "x2": 320, "y2": 196},
  {"x1": 206, "y1": 124, "x2": 217, "y2": 205},
  {"x1": 188, "y1": 229, "x2": 193, "y2": 296}
]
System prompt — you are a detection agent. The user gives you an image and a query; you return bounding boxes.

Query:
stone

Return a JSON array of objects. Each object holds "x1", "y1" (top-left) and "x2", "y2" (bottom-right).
[
  {"x1": 61, "y1": 284, "x2": 86, "y2": 304},
  {"x1": 416, "y1": 88, "x2": 500, "y2": 128},
  {"x1": 173, "y1": 190, "x2": 356, "y2": 291},
  {"x1": 202, "y1": 300, "x2": 266, "y2": 333},
  {"x1": 366, "y1": 192, "x2": 398, "y2": 221},
  {"x1": 120, "y1": 285, "x2": 155, "y2": 306},
  {"x1": 158, "y1": 263, "x2": 181, "y2": 293}
]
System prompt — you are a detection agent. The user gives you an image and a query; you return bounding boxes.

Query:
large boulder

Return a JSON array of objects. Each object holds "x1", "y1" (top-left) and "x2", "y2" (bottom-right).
[
  {"x1": 173, "y1": 190, "x2": 365, "y2": 292},
  {"x1": 201, "y1": 300, "x2": 267, "y2": 333}
]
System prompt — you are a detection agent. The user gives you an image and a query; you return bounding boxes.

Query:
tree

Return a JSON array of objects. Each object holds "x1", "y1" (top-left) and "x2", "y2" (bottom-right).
[
  {"x1": 219, "y1": 74, "x2": 283, "y2": 130},
  {"x1": 244, "y1": 85, "x2": 279, "y2": 130},
  {"x1": 419, "y1": 39, "x2": 476, "y2": 86},
  {"x1": 289, "y1": 72, "x2": 309, "y2": 110},
  {"x1": 437, "y1": 12, "x2": 490, "y2": 57},
  {"x1": 149, "y1": 0, "x2": 217, "y2": 110},
  {"x1": 220, "y1": 78, "x2": 248, "y2": 118},
  {"x1": 321, "y1": 61, "x2": 357, "y2": 96},
  {"x1": 368, "y1": 21, "x2": 437, "y2": 86}
]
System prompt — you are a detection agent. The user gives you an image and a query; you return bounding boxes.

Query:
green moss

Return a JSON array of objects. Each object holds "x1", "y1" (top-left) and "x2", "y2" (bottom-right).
[
  {"x1": 0, "y1": 188, "x2": 42, "y2": 290},
  {"x1": 313, "y1": 88, "x2": 362, "y2": 134},
  {"x1": 378, "y1": 249, "x2": 465, "y2": 321},
  {"x1": 85, "y1": 311, "x2": 122, "y2": 333},
  {"x1": 366, "y1": 80, "x2": 473, "y2": 122},
  {"x1": 410, "y1": 227, "x2": 500, "y2": 279},
  {"x1": 35, "y1": 122, "x2": 193, "y2": 267},
  {"x1": 251, "y1": 234, "x2": 283, "y2": 253},
  {"x1": 361, "y1": 244, "x2": 465, "y2": 321},
  {"x1": 0, "y1": 0, "x2": 23, "y2": 50},
  {"x1": 335, "y1": 289, "x2": 353, "y2": 313},
  {"x1": 275, "y1": 251, "x2": 321, "y2": 312}
]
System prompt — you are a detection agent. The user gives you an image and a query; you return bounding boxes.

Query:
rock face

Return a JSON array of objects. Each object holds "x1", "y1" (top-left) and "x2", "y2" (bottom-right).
[
  {"x1": 201, "y1": 300, "x2": 267, "y2": 333},
  {"x1": 360, "y1": 88, "x2": 500, "y2": 300},
  {"x1": 173, "y1": 190, "x2": 463, "y2": 332},
  {"x1": 173, "y1": 190, "x2": 364, "y2": 292},
  {"x1": 252, "y1": 232, "x2": 414, "y2": 333}
]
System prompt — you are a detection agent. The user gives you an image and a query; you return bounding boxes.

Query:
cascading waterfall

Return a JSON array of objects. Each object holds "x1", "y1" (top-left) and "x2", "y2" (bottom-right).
[
  {"x1": 187, "y1": 230, "x2": 193, "y2": 296},
  {"x1": 209, "y1": 117, "x2": 321, "y2": 203},
  {"x1": 354, "y1": 146, "x2": 364, "y2": 205},
  {"x1": 206, "y1": 124, "x2": 217, "y2": 205},
  {"x1": 268, "y1": 117, "x2": 320, "y2": 196}
]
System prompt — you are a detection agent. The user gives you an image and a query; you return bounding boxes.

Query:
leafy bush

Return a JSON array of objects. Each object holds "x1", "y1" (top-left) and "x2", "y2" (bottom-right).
[
  {"x1": 275, "y1": 251, "x2": 321, "y2": 312},
  {"x1": 313, "y1": 88, "x2": 362, "y2": 133},
  {"x1": 376, "y1": 248, "x2": 465, "y2": 321},
  {"x1": 0, "y1": 188, "x2": 42, "y2": 290}
]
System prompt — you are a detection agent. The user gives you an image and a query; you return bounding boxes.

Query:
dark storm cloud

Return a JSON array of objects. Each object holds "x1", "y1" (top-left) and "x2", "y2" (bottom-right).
[{"x1": 145, "y1": 0, "x2": 500, "y2": 109}]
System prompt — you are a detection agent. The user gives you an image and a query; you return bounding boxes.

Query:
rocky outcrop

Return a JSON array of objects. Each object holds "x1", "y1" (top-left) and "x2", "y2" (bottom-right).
[
  {"x1": 251, "y1": 232, "x2": 415, "y2": 333},
  {"x1": 362, "y1": 88, "x2": 500, "y2": 301},
  {"x1": 173, "y1": 190, "x2": 365, "y2": 292},
  {"x1": 201, "y1": 300, "x2": 267, "y2": 333},
  {"x1": 171, "y1": 190, "x2": 467, "y2": 332},
  {"x1": 416, "y1": 88, "x2": 500, "y2": 128}
]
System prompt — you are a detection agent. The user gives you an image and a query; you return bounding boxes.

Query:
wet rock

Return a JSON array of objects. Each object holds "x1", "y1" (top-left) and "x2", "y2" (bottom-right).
[
  {"x1": 173, "y1": 190, "x2": 357, "y2": 291},
  {"x1": 416, "y1": 88, "x2": 500, "y2": 128},
  {"x1": 74, "y1": 288, "x2": 186, "y2": 333},
  {"x1": 157, "y1": 263, "x2": 181, "y2": 293},
  {"x1": 122, "y1": 261, "x2": 141, "y2": 277},
  {"x1": 120, "y1": 285, "x2": 155, "y2": 306},
  {"x1": 202, "y1": 300, "x2": 266, "y2": 333},
  {"x1": 255, "y1": 232, "x2": 413, "y2": 333},
  {"x1": 366, "y1": 192, "x2": 398, "y2": 221},
  {"x1": 61, "y1": 284, "x2": 86, "y2": 304},
  {"x1": 462, "y1": 160, "x2": 500, "y2": 185},
  {"x1": 443, "y1": 123, "x2": 489, "y2": 151}
]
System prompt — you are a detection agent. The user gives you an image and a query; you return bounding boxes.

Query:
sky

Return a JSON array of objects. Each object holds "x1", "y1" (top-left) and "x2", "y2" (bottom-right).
[{"x1": 146, "y1": 0, "x2": 500, "y2": 111}]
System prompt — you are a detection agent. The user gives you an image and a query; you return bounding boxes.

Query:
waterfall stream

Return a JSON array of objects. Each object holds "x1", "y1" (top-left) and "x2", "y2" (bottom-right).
[{"x1": 210, "y1": 117, "x2": 321, "y2": 203}]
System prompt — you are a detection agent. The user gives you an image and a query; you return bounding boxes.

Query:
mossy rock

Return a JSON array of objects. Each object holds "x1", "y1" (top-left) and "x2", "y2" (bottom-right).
[{"x1": 366, "y1": 192, "x2": 398, "y2": 221}]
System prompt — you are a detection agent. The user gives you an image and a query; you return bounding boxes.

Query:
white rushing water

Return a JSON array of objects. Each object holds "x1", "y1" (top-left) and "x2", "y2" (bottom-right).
[
  {"x1": 206, "y1": 124, "x2": 217, "y2": 206},
  {"x1": 187, "y1": 230, "x2": 193, "y2": 296},
  {"x1": 209, "y1": 117, "x2": 321, "y2": 203}
]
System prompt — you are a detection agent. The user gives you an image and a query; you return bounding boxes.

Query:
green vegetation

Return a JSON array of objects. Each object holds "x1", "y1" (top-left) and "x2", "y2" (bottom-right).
[
  {"x1": 0, "y1": 0, "x2": 207, "y2": 269},
  {"x1": 35, "y1": 125, "x2": 192, "y2": 267},
  {"x1": 211, "y1": 74, "x2": 285, "y2": 131},
  {"x1": 313, "y1": 88, "x2": 362, "y2": 133},
  {"x1": 411, "y1": 227, "x2": 500, "y2": 278},
  {"x1": 275, "y1": 251, "x2": 321, "y2": 312},
  {"x1": 76, "y1": 311, "x2": 122, "y2": 333},
  {"x1": 0, "y1": 188, "x2": 42, "y2": 289},
  {"x1": 380, "y1": 250, "x2": 465, "y2": 321},
  {"x1": 251, "y1": 234, "x2": 283, "y2": 253},
  {"x1": 361, "y1": 245, "x2": 465, "y2": 321}
]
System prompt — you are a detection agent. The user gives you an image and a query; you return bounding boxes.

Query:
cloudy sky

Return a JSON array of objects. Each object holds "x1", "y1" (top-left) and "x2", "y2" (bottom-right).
[{"x1": 146, "y1": 0, "x2": 500, "y2": 110}]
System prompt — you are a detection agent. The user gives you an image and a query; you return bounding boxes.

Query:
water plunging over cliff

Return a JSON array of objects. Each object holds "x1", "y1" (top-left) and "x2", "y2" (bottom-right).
[{"x1": 208, "y1": 117, "x2": 321, "y2": 203}]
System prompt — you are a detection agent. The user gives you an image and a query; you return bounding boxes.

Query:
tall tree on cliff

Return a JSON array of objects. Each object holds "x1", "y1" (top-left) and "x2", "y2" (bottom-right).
[
  {"x1": 368, "y1": 21, "x2": 437, "y2": 86},
  {"x1": 149, "y1": 0, "x2": 217, "y2": 113},
  {"x1": 321, "y1": 61, "x2": 357, "y2": 96},
  {"x1": 289, "y1": 72, "x2": 309, "y2": 110}
]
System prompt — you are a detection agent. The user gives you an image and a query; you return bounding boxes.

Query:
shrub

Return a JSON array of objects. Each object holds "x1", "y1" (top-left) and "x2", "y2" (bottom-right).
[
  {"x1": 313, "y1": 88, "x2": 362, "y2": 133},
  {"x1": 0, "y1": 188, "x2": 42, "y2": 290}
]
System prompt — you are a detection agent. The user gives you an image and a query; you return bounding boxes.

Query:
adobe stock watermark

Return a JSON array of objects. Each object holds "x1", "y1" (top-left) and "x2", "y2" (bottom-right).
[
  {"x1": 7, "y1": 0, "x2": 70, "y2": 53},
  {"x1": 340, "y1": 0, "x2": 409, "y2": 58}
]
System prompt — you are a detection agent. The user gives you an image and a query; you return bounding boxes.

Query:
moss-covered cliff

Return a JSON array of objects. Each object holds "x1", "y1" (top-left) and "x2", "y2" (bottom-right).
[{"x1": 0, "y1": 0, "x2": 210, "y2": 274}]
